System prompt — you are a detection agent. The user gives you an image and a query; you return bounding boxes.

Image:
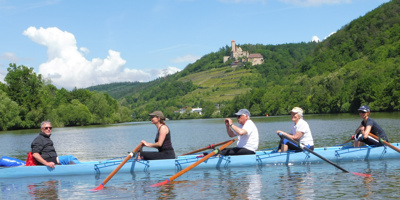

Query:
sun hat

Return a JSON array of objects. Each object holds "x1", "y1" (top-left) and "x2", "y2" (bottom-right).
[{"x1": 149, "y1": 111, "x2": 165, "y2": 120}]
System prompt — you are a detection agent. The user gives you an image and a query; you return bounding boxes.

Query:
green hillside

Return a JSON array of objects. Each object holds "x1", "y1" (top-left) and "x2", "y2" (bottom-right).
[
  {"x1": 88, "y1": 0, "x2": 400, "y2": 121},
  {"x1": 178, "y1": 66, "x2": 253, "y2": 103}
]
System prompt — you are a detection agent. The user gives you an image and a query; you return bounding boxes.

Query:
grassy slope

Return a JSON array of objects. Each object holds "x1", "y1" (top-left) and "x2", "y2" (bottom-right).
[{"x1": 178, "y1": 66, "x2": 254, "y2": 103}]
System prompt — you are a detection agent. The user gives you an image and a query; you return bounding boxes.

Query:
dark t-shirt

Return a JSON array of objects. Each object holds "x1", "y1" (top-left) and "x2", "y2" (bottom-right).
[
  {"x1": 361, "y1": 118, "x2": 388, "y2": 142},
  {"x1": 31, "y1": 132, "x2": 58, "y2": 164}
]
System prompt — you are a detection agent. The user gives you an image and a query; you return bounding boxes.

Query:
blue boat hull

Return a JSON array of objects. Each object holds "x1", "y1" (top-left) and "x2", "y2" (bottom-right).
[{"x1": 1, "y1": 143, "x2": 400, "y2": 178}]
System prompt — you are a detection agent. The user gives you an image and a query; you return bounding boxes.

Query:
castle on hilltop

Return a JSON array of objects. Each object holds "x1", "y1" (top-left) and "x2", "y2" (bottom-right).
[{"x1": 223, "y1": 40, "x2": 264, "y2": 66}]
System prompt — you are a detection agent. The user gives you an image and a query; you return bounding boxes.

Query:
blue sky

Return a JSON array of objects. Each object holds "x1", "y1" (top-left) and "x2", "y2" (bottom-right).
[{"x1": 0, "y1": 0, "x2": 390, "y2": 90}]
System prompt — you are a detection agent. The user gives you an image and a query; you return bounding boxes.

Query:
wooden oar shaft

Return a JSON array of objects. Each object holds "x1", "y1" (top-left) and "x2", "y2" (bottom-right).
[
  {"x1": 152, "y1": 138, "x2": 237, "y2": 186},
  {"x1": 279, "y1": 133, "x2": 349, "y2": 173},
  {"x1": 343, "y1": 137, "x2": 354, "y2": 145},
  {"x1": 100, "y1": 143, "x2": 143, "y2": 186},
  {"x1": 369, "y1": 133, "x2": 400, "y2": 153},
  {"x1": 180, "y1": 139, "x2": 233, "y2": 156},
  {"x1": 169, "y1": 138, "x2": 235, "y2": 181}
]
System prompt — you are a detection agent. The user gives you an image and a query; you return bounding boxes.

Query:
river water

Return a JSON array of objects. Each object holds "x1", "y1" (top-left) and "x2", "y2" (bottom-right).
[{"x1": 1, "y1": 112, "x2": 400, "y2": 199}]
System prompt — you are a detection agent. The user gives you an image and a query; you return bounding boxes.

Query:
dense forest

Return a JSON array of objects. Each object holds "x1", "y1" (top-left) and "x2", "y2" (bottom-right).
[
  {"x1": 0, "y1": 64, "x2": 132, "y2": 131},
  {"x1": 2, "y1": 0, "x2": 399, "y2": 128}
]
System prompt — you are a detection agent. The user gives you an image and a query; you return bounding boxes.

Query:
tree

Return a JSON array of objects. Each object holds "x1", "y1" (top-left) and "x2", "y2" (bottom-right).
[
  {"x1": 5, "y1": 64, "x2": 44, "y2": 109},
  {"x1": 0, "y1": 90, "x2": 21, "y2": 130},
  {"x1": 4, "y1": 64, "x2": 45, "y2": 128},
  {"x1": 201, "y1": 101, "x2": 217, "y2": 118},
  {"x1": 85, "y1": 92, "x2": 113, "y2": 124}
]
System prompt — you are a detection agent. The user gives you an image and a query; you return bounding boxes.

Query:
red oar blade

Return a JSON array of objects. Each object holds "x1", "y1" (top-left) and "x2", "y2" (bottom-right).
[
  {"x1": 90, "y1": 183, "x2": 104, "y2": 191},
  {"x1": 351, "y1": 172, "x2": 372, "y2": 177},
  {"x1": 150, "y1": 180, "x2": 169, "y2": 187}
]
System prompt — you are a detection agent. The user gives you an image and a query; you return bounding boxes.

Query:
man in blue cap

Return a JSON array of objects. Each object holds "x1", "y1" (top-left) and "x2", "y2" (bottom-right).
[
  {"x1": 222, "y1": 109, "x2": 259, "y2": 155},
  {"x1": 354, "y1": 105, "x2": 389, "y2": 147}
]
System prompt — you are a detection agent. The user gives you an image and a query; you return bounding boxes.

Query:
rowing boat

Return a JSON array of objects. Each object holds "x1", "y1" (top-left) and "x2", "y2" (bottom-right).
[{"x1": 1, "y1": 143, "x2": 400, "y2": 178}]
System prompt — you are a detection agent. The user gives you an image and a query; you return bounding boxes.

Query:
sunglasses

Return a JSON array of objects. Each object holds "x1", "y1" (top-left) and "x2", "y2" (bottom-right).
[{"x1": 44, "y1": 127, "x2": 52, "y2": 130}]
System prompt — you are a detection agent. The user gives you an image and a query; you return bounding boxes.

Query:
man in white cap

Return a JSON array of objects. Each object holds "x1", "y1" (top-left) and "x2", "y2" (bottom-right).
[
  {"x1": 276, "y1": 107, "x2": 314, "y2": 152},
  {"x1": 222, "y1": 109, "x2": 259, "y2": 155}
]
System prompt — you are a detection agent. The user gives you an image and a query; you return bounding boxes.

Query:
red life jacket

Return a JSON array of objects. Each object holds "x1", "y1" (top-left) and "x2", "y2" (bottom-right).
[{"x1": 26, "y1": 152, "x2": 38, "y2": 166}]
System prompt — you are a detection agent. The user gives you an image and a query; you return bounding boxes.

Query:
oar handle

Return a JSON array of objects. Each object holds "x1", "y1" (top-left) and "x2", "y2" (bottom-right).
[
  {"x1": 180, "y1": 139, "x2": 233, "y2": 156},
  {"x1": 170, "y1": 138, "x2": 236, "y2": 181},
  {"x1": 368, "y1": 133, "x2": 400, "y2": 153}
]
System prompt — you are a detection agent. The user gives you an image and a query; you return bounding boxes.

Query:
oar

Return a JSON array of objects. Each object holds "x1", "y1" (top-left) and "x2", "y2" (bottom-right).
[
  {"x1": 90, "y1": 142, "x2": 143, "y2": 191},
  {"x1": 335, "y1": 135, "x2": 354, "y2": 146},
  {"x1": 368, "y1": 133, "x2": 400, "y2": 153},
  {"x1": 180, "y1": 139, "x2": 233, "y2": 156},
  {"x1": 151, "y1": 138, "x2": 237, "y2": 187},
  {"x1": 278, "y1": 132, "x2": 371, "y2": 177}
]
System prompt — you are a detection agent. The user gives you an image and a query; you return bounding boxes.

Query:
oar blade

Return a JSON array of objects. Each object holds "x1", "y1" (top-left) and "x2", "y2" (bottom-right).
[
  {"x1": 150, "y1": 180, "x2": 169, "y2": 187},
  {"x1": 351, "y1": 172, "x2": 372, "y2": 177},
  {"x1": 90, "y1": 184, "x2": 104, "y2": 191}
]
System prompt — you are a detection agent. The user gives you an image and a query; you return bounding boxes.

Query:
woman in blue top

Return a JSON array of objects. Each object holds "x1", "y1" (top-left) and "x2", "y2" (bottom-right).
[{"x1": 354, "y1": 105, "x2": 389, "y2": 147}]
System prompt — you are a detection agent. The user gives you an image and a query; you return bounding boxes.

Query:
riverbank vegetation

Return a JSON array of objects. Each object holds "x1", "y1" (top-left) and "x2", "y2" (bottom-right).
[{"x1": 0, "y1": 64, "x2": 132, "y2": 131}]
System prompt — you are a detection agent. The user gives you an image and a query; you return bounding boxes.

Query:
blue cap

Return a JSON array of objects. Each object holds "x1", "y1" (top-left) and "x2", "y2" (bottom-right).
[
  {"x1": 358, "y1": 105, "x2": 370, "y2": 113},
  {"x1": 234, "y1": 109, "x2": 251, "y2": 116}
]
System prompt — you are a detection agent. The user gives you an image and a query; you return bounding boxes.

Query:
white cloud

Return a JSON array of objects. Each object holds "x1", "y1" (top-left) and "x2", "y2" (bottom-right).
[
  {"x1": 151, "y1": 66, "x2": 181, "y2": 78},
  {"x1": 311, "y1": 31, "x2": 336, "y2": 43},
  {"x1": 324, "y1": 31, "x2": 336, "y2": 39},
  {"x1": 172, "y1": 54, "x2": 201, "y2": 63},
  {"x1": 23, "y1": 26, "x2": 152, "y2": 90},
  {"x1": 164, "y1": 66, "x2": 181, "y2": 76},
  {"x1": 1, "y1": 52, "x2": 19, "y2": 63},
  {"x1": 279, "y1": 0, "x2": 351, "y2": 7},
  {"x1": 0, "y1": 69, "x2": 6, "y2": 83},
  {"x1": 311, "y1": 35, "x2": 320, "y2": 42},
  {"x1": 79, "y1": 47, "x2": 90, "y2": 55}
]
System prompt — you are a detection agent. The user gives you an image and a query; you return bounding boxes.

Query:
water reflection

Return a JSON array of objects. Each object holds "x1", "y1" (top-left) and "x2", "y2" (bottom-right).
[
  {"x1": 244, "y1": 170, "x2": 262, "y2": 200},
  {"x1": 28, "y1": 180, "x2": 59, "y2": 200},
  {"x1": 360, "y1": 161, "x2": 374, "y2": 198},
  {"x1": 278, "y1": 165, "x2": 316, "y2": 200},
  {"x1": 156, "y1": 184, "x2": 177, "y2": 200},
  {"x1": 362, "y1": 176, "x2": 374, "y2": 198}
]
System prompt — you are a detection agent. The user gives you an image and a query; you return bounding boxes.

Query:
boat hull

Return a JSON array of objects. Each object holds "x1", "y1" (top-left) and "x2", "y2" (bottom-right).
[{"x1": 1, "y1": 143, "x2": 400, "y2": 178}]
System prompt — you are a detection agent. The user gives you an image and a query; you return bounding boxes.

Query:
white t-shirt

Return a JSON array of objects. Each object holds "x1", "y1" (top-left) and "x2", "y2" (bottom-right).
[
  {"x1": 233, "y1": 119, "x2": 259, "y2": 152},
  {"x1": 290, "y1": 118, "x2": 314, "y2": 146}
]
